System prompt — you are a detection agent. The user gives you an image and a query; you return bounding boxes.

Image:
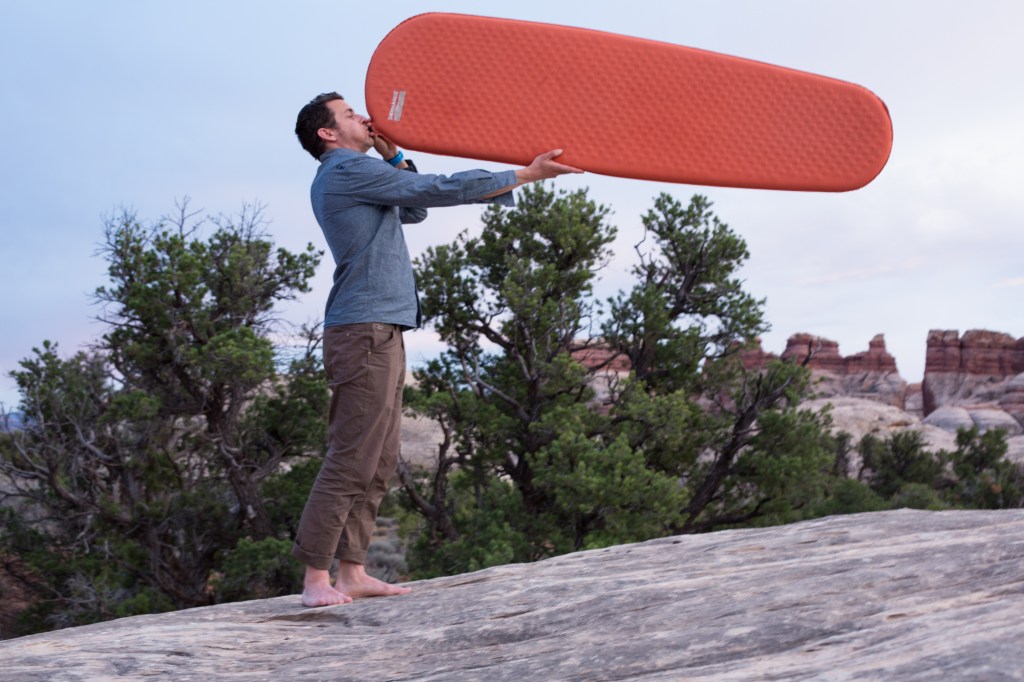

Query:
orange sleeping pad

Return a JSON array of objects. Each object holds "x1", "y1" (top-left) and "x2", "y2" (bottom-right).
[{"x1": 365, "y1": 13, "x2": 892, "y2": 192}]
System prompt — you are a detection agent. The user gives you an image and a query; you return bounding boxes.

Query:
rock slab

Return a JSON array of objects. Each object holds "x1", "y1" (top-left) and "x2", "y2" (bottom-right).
[{"x1": 3, "y1": 510, "x2": 1024, "y2": 681}]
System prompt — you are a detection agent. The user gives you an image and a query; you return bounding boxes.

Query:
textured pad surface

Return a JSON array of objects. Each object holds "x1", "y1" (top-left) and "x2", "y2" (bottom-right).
[{"x1": 366, "y1": 13, "x2": 892, "y2": 191}]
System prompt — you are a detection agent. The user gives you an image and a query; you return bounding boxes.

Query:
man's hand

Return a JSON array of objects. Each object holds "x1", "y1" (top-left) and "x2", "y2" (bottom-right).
[
  {"x1": 368, "y1": 123, "x2": 403, "y2": 164},
  {"x1": 514, "y1": 149, "x2": 584, "y2": 184}
]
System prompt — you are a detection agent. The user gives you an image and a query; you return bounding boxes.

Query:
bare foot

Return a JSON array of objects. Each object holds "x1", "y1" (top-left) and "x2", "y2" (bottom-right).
[
  {"x1": 301, "y1": 566, "x2": 353, "y2": 607},
  {"x1": 336, "y1": 561, "x2": 412, "y2": 599},
  {"x1": 301, "y1": 583, "x2": 352, "y2": 607}
]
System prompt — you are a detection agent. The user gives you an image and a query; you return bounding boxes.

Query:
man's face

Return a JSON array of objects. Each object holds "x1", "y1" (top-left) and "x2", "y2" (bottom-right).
[{"x1": 320, "y1": 99, "x2": 373, "y2": 152}]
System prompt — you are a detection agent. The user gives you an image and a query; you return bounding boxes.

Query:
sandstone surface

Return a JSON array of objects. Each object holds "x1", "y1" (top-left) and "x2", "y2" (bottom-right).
[
  {"x1": 802, "y1": 397, "x2": 1024, "y2": 466},
  {"x1": 904, "y1": 383, "x2": 924, "y2": 416},
  {"x1": 3, "y1": 510, "x2": 1024, "y2": 681},
  {"x1": 802, "y1": 397, "x2": 956, "y2": 456},
  {"x1": 921, "y1": 405, "x2": 977, "y2": 433},
  {"x1": 962, "y1": 408, "x2": 1024, "y2": 436},
  {"x1": 999, "y1": 372, "x2": 1024, "y2": 425},
  {"x1": 398, "y1": 412, "x2": 444, "y2": 469}
]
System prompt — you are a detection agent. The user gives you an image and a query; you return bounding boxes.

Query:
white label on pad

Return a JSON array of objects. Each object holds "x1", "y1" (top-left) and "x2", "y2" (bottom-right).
[{"x1": 388, "y1": 90, "x2": 407, "y2": 121}]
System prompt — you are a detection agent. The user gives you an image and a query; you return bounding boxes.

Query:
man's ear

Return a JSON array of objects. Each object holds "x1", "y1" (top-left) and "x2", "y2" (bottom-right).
[{"x1": 317, "y1": 127, "x2": 336, "y2": 143}]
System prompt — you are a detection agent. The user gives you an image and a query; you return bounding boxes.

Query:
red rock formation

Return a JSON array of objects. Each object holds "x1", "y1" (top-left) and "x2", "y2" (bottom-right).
[
  {"x1": 781, "y1": 334, "x2": 845, "y2": 372},
  {"x1": 778, "y1": 333, "x2": 898, "y2": 376},
  {"x1": 924, "y1": 329, "x2": 1024, "y2": 376},
  {"x1": 960, "y1": 330, "x2": 1024, "y2": 375},
  {"x1": 747, "y1": 333, "x2": 906, "y2": 408},
  {"x1": 571, "y1": 346, "x2": 631, "y2": 373},
  {"x1": 738, "y1": 338, "x2": 778, "y2": 370},
  {"x1": 924, "y1": 330, "x2": 963, "y2": 375},
  {"x1": 846, "y1": 334, "x2": 900, "y2": 373},
  {"x1": 922, "y1": 330, "x2": 1024, "y2": 416}
]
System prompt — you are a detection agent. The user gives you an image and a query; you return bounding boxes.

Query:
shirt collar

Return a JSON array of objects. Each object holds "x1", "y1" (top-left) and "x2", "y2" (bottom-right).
[{"x1": 319, "y1": 147, "x2": 365, "y2": 164}]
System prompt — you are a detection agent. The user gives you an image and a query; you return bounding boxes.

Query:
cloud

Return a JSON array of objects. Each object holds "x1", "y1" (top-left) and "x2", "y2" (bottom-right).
[
  {"x1": 993, "y1": 277, "x2": 1024, "y2": 289},
  {"x1": 798, "y1": 258, "x2": 926, "y2": 286}
]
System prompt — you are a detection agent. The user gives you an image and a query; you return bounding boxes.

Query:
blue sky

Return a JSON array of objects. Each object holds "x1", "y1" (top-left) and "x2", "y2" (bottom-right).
[{"x1": 2, "y1": 0, "x2": 1023, "y2": 410}]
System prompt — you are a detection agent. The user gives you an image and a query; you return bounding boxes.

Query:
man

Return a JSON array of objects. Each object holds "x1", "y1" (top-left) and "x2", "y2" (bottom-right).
[{"x1": 292, "y1": 92, "x2": 582, "y2": 607}]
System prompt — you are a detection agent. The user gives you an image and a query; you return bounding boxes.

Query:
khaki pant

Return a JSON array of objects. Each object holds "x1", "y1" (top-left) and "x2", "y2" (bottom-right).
[{"x1": 291, "y1": 323, "x2": 405, "y2": 570}]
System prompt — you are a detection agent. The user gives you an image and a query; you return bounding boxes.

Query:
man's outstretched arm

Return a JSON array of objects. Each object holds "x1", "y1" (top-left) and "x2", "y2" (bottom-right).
[
  {"x1": 480, "y1": 149, "x2": 583, "y2": 198},
  {"x1": 367, "y1": 127, "x2": 582, "y2": 203}
]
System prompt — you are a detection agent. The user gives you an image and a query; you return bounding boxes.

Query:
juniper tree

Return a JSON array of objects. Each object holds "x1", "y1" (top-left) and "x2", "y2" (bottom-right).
[
  {"x1": 0, "y1": 202, "x2": 325, "y2": 635},
  {"x1": 400, "y1": 186, "x2": 835, "y2": 577}
]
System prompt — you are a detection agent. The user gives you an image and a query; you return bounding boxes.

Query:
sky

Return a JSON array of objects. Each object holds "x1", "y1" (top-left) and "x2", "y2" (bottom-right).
[{"x1": 2, "y1": 0, "x2": 1023, "y2": 410}]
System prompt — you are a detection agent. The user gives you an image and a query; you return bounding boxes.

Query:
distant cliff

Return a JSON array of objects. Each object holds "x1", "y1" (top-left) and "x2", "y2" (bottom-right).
[
  {"x1": 921, "y1": 329, "x2": 1024, "y2": 423},
  {"x1": 739, "y1": 329, "x2": 1024, "y2": 463}
]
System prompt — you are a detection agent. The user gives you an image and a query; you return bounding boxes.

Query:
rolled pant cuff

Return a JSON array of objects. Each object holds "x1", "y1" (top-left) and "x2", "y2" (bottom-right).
[
  {"x1": 292, "y1": 542, "x2": 335, "y2": 571},
  {"x1": 335, "y1": 546, "x2": 367, "y2": 565}
]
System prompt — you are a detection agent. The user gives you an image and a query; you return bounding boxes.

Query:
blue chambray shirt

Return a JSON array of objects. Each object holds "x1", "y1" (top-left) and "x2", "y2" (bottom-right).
[{"x1": 311, "y1": 148, "x2": 517, "y2": 330}]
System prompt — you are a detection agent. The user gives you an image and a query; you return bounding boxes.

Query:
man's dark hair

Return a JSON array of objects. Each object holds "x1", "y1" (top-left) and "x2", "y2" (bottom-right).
[{"x1": 295, "y1": 92, "x2": 344, "y2": 160}]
